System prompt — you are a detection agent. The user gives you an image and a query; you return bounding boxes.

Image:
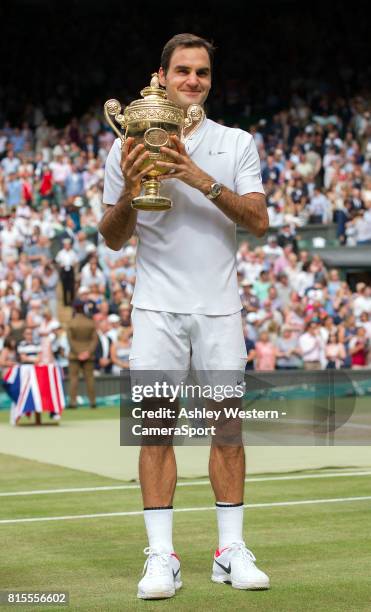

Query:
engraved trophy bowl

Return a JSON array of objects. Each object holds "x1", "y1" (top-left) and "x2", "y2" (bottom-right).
[{"x1": 104, "y1": 73, "x2": 204, "y2": 211}]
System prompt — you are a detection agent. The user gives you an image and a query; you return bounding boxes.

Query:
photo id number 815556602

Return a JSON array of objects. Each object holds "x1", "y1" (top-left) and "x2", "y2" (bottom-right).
[{"x1": 0, "y1": 592, "x2": 69, "y2": 605}]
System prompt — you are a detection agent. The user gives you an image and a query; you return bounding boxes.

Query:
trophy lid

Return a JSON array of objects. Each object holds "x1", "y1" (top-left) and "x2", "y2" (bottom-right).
[
  {"x1": 124, "y1": 72, "x2": 184, "y2": 126},
  {"x1": 140, "y1": 73, "x2": 167, "y2": 99}
]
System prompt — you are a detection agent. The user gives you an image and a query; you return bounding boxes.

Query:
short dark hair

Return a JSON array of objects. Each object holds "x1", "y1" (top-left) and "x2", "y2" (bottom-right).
[{"x1": 161, "y1": 33, "x2": 216, "y2": 74}]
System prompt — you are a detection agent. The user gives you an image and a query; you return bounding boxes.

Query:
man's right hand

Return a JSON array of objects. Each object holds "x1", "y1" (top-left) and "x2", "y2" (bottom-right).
[{"x1": 120, "y1": 137, "x2": 155, "y2": 198}]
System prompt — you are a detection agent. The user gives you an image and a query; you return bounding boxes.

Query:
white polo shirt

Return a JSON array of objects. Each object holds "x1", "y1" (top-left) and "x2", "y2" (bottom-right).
[{"x1": 103, "y1": 118, "x2": 264, "y2": 315}]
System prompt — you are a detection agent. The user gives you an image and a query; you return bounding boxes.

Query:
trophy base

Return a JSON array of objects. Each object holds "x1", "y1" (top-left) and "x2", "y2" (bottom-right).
[{"x1": 131, "y1": 196, "x2": 172, "y2": 211}]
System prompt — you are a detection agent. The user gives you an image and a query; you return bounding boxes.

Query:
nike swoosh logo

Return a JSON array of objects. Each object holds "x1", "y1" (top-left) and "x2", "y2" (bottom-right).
[
  {"x1": 173, "y1": 568, "x2": 180, "y2": 579},
  {"x1": 209, "y1": 151, "x2": 227, "y2": 155},
  {"x1": 215, "y1": 559, "x2": 231, "y2": 574}
]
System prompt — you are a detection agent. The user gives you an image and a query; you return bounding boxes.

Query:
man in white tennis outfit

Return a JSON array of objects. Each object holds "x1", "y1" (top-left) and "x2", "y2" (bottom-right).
[{"x1": 99, "y1": 33, "x2": 270, "y2": 599}]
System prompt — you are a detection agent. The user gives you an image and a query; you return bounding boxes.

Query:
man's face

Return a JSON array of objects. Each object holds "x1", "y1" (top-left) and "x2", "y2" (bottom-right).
[{"x1": 159, "y1": 46, "x2": 211, "y2": 111}]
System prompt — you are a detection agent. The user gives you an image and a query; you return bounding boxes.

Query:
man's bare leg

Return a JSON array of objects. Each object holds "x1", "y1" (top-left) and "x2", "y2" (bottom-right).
[
  {"x1": 138, "y1": 398, "x2": 178, "y2": 557},
  {"x1": 208, "y1": 399, "x2": 246, "y2": 549},
  {"x1": 208, "y1": 398, "x2": 245, "y2": 502},
  {"x1": 209, "y1": 444, "x2": 245, "y2": 503},
  {"x1": 139, "y1": 445, "x2": 177, "y2": 507}
]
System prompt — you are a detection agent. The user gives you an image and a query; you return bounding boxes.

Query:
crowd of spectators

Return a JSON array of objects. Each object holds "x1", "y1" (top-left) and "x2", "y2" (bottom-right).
[
  {"x1": 238, "y1": 241, "x2": 371, "y2": 370},
  {"x1": 0, "y1": 78, "x2": 370, "y2": 376},
  {"x1": 250, "y1": 100, "x2": 371, "y2": 244}
]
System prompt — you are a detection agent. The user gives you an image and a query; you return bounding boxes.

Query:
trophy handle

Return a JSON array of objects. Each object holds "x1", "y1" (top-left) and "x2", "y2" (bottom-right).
[
  {"x1": 182, "y1": 104, "x2": 205, "y2": 140},
  {"x1": 104, "y1": 99, "x2": 127, "y2": 147}
]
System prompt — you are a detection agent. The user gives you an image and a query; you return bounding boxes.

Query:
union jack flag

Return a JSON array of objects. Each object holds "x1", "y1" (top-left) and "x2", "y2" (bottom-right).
[{"x1": 3, "y1": 365, "x2": 65, "y2": 424}]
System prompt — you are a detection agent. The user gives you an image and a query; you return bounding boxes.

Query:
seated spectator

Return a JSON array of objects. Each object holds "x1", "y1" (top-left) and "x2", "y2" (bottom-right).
[
  {"x1": 327, "y1": 269, "x2": 342, "y2": 297},
  {"x1": 276, "y1": 327, "x2": 302, "y2": 369},
  {"x1": 23, "y1": 234, "x2": 51, "y2": 268},
  {"x1": 296, "y1": 261, "x2": 314, "y2": 297},
  {"x1": 25, "y1": 299, "x2": 45, "y2": 338},
  {"x1": 277, "y1": 224, "x2": 298, "y2": 253},
  {"x1": 17, "y1": 327, "x2": 42, "y2": 364},
  {"x1": 349, "y1": 327, "x2": 369, "y2": 369},
  {"x1": 110, "y1": 327, "x2": 132, "y2": 375},
  {"x1": 253, "y1": 270, "x2": 271, "y2": 304},
  {"x1": 308, "y1": 187, "x2": 331, "y2": 223},
  {"x1": 296, "y1": 153, "x2": 313, "y2": 179},
  {"x1": 354, "y1": 206, "x2": 371, "y2": 245},
  {"x1": 118, "y1": 302, "x2": 133, "y2": 331},
  {"x1": 262, "y1": 154, "x2": 280, "y2": 184},
  {"x1": 80, "y1": 255, "x2": 105, "y2": 292},
  {"x1": 255, "y1": 331, "x2": 277, "y2": 371},
  {"x1": 353, "y1": 284, "x2": 371, "y2": 321},
  {"x1": 0, "y1": 337, "x2": 18, "y2": 375},
  {"x1": 23, "y1": 276, "x2": 47, "y2": 305},
  {"x1": 1, "y1": 286, "x2": 21, "y2": 314},
  {"x1": 74, "y1": 231, "x2": 92, "y2": 267},
  {"x1": 97, "y1": 300, "x2": 110, "y2": 318},
  {"x1": 256, "y1": 299, "x2": 283, "y2": 333},
  {"x1": 107, "y1": 313, "x2": 121, "y2": 343},
  {"x1": 7, "y1": 307, "x2": 26, "y2": 345},
  {"x1": 298, "y1": 320, "x2": 324, "y2": 370},
  {"x1": 325, "y1": 332, "x2": 346, "y2": 369},
  {"x1": 359, "y1": 311, "x2": 371, "y2": 342},
  {"x1": 1, "y1": 150, "x2": 20, "y2": 176},
  {"x1": 0, "y1": 272, "x2": 21, "y2": 300},
  {"x1": 86, "y1": 282, "x2": 105, "y2": 307},
  {"x1": 240, "y1": 280, "x2": 259, "y2": 315},
  {"x1": 108, "y1": 284, "x2": 127, "y2": 314},
  {"x1": 267, "y1": 285, "x2": 282, "y2": 311},
  {"x1": 77, "y1": 285, "x2": 99, "y2": 317},
  {"x1": 262, "y1": 235, "x2": 283, "y2": 263},
  {"x1": 275, "y1": 274, "x2": 291, "y2": 308}
]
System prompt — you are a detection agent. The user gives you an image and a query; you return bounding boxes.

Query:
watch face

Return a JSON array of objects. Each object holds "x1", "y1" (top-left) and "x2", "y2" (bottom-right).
[{"x1": 212, "y1": 183, "x2": 222, "y2": 197}]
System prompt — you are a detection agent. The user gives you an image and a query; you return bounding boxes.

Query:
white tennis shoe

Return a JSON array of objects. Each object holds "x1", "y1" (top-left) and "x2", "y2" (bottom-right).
[
  {"x1": 137, "y1": 547, "x2": 182, "y2": 599},
  {"x1": 212, "y1": 541, "x2": 270, "y2": 590}
]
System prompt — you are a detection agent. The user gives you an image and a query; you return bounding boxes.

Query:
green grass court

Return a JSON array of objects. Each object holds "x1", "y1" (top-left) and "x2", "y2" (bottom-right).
[{"x1": 0, "y1": 407, "x2": 371, "y2": 611}]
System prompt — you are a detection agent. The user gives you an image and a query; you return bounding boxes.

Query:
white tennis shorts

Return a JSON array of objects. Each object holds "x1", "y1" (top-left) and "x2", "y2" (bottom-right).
[{"x1": 129, "y1": 308, "x2": 247, "y2": 372}]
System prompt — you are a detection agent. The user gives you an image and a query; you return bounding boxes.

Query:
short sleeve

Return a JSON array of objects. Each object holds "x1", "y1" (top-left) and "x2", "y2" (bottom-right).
[
  {"x1": 103, "y1": 138, "x2": 125, "y2": 205},
  {"x1": 234, "y1": 132, "x2": 265, "y2": 196}
]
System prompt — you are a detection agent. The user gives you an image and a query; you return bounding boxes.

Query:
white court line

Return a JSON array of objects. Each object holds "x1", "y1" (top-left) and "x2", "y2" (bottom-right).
[
  {"x1": 1, "y1": 469, "x2": 371, "y2": 498},
  {"x1": 1, "y1": 495, "x2": 371, "y2": 525}
]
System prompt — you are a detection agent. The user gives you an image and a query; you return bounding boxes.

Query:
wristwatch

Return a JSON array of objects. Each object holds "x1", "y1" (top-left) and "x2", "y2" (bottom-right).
[{"x1": 206, "y1": 182, "x2": 223, "y2": 200}]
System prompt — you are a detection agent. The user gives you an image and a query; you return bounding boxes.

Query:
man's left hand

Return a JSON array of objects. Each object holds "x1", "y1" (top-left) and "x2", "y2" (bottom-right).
[{"x1": 157, "y1": 135, "x2": 213, "y2": 194}]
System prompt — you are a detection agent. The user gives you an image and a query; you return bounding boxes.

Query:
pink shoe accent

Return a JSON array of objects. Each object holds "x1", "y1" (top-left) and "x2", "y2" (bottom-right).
[{"x1": 171, "y1": 552, "x2": 180, "y2": 561}]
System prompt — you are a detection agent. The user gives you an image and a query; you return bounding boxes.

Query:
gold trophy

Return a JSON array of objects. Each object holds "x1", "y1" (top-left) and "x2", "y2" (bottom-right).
[{"x1": 104, "y1": 73, "x2": 204, "y2": 211}]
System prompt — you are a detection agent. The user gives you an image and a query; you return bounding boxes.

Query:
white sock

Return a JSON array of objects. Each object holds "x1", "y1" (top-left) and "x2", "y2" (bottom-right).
[
  {"x1": 143, "y1": 507, "x2": 174, "y2": 553},
  {"x1": 216, "y1": 502, "x2": 244, "y2": 549}
]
